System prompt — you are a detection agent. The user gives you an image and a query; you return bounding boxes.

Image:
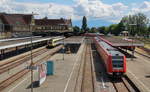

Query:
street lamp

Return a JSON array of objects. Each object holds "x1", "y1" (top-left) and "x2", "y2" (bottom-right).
[
  {"x1": 63, "y1": 35, "x2": 65, "y2": 61},
  {"x1": 30, "y1": 19, "x2": 34, "y2": 92},
  {"x1": 29, "y1": 12, "x2": 38, "y2": 92},
  {"x1": 129, "y1": 24, "x2": 137, "y2": 60}
]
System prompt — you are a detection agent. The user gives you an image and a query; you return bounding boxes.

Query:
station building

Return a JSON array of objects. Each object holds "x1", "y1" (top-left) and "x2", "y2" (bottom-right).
[
  {"x1": 33, "y1": 17, "x2": 73, "y2": 36},
  {"x1": 0, "y1": 13, "x2": 34, "y2": 38},
  {"x1": 0, "y1": 13, "x2": 73, "y2": 38}
]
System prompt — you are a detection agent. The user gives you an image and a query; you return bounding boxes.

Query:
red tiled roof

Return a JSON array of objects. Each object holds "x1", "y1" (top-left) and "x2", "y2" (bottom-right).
[
  {"x1": 0, "y1": 13, "x2": 33, "y2": 25},
  {"x1": 35, "y1": 18, "x2": 72, "y2": 26}
]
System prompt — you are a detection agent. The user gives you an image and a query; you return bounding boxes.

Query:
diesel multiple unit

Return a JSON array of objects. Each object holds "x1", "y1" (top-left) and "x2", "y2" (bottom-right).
[{"x1": 94, "y1": 37, "x2": 126, "y2": 77}]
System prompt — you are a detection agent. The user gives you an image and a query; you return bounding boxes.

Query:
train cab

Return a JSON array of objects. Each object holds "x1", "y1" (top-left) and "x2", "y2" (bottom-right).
[{"x1": 93, "y1": 37, "x2": 126, "y2": 77}]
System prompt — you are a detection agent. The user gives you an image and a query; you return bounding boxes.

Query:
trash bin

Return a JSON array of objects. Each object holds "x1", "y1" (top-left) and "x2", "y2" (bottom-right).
[{"x1": 47, "y1": 61, "x2": 54, "y2": 75}]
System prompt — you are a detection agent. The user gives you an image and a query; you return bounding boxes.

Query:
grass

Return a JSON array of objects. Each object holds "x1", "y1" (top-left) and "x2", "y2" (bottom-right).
[
  {"x1": 113, "y1": 36, "x2": 124, "y2": 39},
  {"x1": 137, "y1": 38, "x2": 150, "y2": 49}
]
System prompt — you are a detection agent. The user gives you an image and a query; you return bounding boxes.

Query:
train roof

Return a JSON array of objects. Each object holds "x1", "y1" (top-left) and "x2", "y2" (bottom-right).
[{"x1": 95, "y1": 37, "x2": 124, "y2": 56}]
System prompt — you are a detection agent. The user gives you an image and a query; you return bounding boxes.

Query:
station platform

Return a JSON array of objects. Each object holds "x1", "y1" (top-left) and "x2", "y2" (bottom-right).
[
  {"x1": 0, "y1": 36, "x2": 41, "y2": 42},
  {"x1": 3, "y1": 42, "x2": 85, "y2": 92},
  {"x1": 100, "y1": 36, "x2": 144, "y2": 47},
  {"x1": 126, "y1": 51, "x2": 150, "y2": 92},
  {"x1": 0, "y1": 36, "x2": 63, "y2": 60},
  {"x1": 60, "y1": 36, "x2": 84, "y2": 44},
  {"x1": 0, "y1": 37, "x2": 59, "y2": 50}
]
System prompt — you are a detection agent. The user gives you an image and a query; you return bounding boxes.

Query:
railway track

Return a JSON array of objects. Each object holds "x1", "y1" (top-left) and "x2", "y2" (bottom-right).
[
  {"x1": 112, "y1": 78, "x2": 130, "y2": 92},
  {"x1": 0, "y1": 45, "x2": 63, "y2": 91},
  {"x1": 81, "y1": 41, "x2": 94, "y2": 92},
  {"x1": 135, "y1": 51, "x2": 150, "y2": 58},
  {"x1": 112, "y1": 76, "x2": 140, "y2": 92},
  {"x1": 91, "y1": 43, "x2": 140, "y2": 92},
  {"x1": 0, "y1": 46, "x2": 48, "y2": 74},
  {"x1": 0, "y1": 46, "x2": 46, "y2": 66},
  {"x1": 74, "y1": 39, "x2": 95, "y2": 92}
]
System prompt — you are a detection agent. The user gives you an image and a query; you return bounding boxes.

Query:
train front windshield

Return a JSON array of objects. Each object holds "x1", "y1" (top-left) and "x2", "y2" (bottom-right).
[{"x1": 112, "y1": 56, "x2": 124, "y2": 70}]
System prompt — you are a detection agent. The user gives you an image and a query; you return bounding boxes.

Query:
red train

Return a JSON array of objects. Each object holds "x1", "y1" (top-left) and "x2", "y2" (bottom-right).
[{"x1": 93, "y1": 37, "x2": 126, "y2": 77}]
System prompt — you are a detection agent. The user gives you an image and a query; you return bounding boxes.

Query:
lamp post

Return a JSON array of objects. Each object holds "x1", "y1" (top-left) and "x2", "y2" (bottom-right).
[
  {"x1": 30, "y1": 21, "x2": 34, "y2": 92},
  {"x1": 29, "y1": 12, "x2": 37, "y2": 92},
  {"x1": 62, "y1": 29, "x2": 65, "y2": 61},
  {"x1": 129, "y1": 24, "x2": 137, "y2": 60}
]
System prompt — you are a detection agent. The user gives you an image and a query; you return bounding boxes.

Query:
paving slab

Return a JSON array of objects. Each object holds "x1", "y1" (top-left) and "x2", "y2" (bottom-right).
[
  {"x1": 3, "y1": 43, "x2": 85, "y2": 92},
  {"x1": 126, "y1": 52, "x2": 150, "y2": 92}
]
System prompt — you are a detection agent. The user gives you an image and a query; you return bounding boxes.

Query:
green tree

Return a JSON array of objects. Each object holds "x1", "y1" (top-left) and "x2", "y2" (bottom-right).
[
  {"x1": 73, "y1": 26, "x2": 80, "y2": 33},
  {"x1": 147, "y1": 26, "x2": 150, "y2": 37},
  {"x1": 90, "y1": 27, "x2": 97, "y2": 33},
  {"x1": 82, "y1": 16, "x2": 87, "y2": 32},
  {"x1": 104, "y1": 27, "x2": 110, "y2": 35},
  {"x1": 108, "y1": 24, "x2": 118, "y2": 35},
  {"x1": 86, "y1": 27, "x2": 90, "y2": 32},
  {"x1": 121, "y1": 13, "x2": 149, "y2": 36},
  {"x1": 97, "y1": 26, "x2": 105, "y2": 34},
  {"x1": 115, "y1": 21, "x2": 125, "y2": 36}
]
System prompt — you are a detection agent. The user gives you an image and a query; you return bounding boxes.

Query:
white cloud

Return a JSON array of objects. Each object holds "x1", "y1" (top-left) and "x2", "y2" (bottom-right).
[
  {"x1": 1, "y1": 0, "x2": 150, "y2": 24},
  {"x1": 0, "y1": 0, "x2": 15, "y2": 12},
  {"x1": 130, "y1": 1, "x2": 150, "y2": 19},
  {"x1": 0, "y1": 0, "x2": 74, "y2": 19},
  {"x1": 74, "y1": 0, "x2": 128, "y2": 23}
]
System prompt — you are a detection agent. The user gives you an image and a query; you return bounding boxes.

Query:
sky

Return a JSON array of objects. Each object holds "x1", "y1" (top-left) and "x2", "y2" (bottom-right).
[{"x1": 0, "y1": 0, "x2": 150, "y2": 27}]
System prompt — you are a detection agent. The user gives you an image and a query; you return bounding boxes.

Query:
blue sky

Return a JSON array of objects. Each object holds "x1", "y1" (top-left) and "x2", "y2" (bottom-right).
[
  {"x1": 102, "y1": 0, "x2": 147, "y2": 5},
  {"x1": 15, "y1": 0, "x2": 74, "y2": 5},
  {"x1": 1, "y1": 0, "x2": 150, "y2": 27},
  {"x1": 16, "y1": 0, "x2": 147, "y2": 5}
]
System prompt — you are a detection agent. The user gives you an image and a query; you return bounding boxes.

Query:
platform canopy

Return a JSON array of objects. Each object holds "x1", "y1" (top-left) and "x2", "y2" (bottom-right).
[{"x1": 100, "y1": 36, "x2": 144, "y2": 47}]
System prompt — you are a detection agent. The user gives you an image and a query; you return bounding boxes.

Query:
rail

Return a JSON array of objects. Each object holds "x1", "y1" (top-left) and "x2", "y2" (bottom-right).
[
  {"x1": 0, "y1": 46, "x2": 47, "y2": 74},
  {"x1": 135, "y1": 51, "x2": 150, "y2": 58},
  {"x1": 81, "y1": 43, "x2": 94, "y2": 92},
  {"x1": 112, "y1": 76, "x2": 140, "y2": 92},
  {"x1": 74, "y1": 38, "x2": 95, "y2": 92},
  {"x1": 0, "y1": 45, "x2": 63, "y2": 91}
]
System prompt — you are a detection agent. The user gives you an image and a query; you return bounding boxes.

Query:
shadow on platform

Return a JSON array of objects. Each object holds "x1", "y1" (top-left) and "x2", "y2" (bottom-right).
[
  {"x1": 26, "y1": 81, "x2": 39, "y2": 89},
  {"x1": 91, "y1": 44, "x2": 110, "y2": 83},
  {"x1": 145, "y1": 75, "x2": 150, "y2": 78}
]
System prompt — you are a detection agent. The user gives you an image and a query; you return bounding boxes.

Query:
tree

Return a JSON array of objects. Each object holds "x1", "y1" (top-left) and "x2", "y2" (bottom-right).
[
  {"x1": 115, "y1": 21, "x2": 125, "y2": 36},
  {"x1": 90, "y1": 27, "x2": 97, "y2": 33},
  {"x1": 85, "y1": 27, "x2": 90, "y2": 32},
  {"x1": 97, "y1": 26, "x2": 105, "y2": 34},
  {"x1": 147, "y1": 26, "x2": 150, "y2": 37},
  {"x1": 108, "y1": 24, "x2": 120, "y2": 35},
  {"x1": 82, "y1": 16, "x2": 87, "y2": 32},
  {"x1": 73, "y1": 26, "x2": 80, "y2": 33},
  {"x1": 121, "y1": 13, "x2": 149, "y2": 36}
]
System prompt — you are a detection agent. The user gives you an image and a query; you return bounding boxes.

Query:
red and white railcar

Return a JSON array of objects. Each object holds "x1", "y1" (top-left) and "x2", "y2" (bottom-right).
[{"x1": 93, "y1": 37, "x2": 126, "y2": 76}]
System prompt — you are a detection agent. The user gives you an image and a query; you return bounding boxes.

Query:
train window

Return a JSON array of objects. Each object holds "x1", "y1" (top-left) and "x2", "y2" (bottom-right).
[{"x1": 112, "y1": 59, "x2": 123, "y2": 69}]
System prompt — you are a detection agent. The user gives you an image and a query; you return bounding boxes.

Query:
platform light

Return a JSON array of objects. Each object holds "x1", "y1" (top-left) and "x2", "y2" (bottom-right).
[
  {"x1": 129, "y1": 24, "x2": 137, "y2": 61},
  {"x1": 30, "y1": 12, "x2": 37, "y2": 92}
]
